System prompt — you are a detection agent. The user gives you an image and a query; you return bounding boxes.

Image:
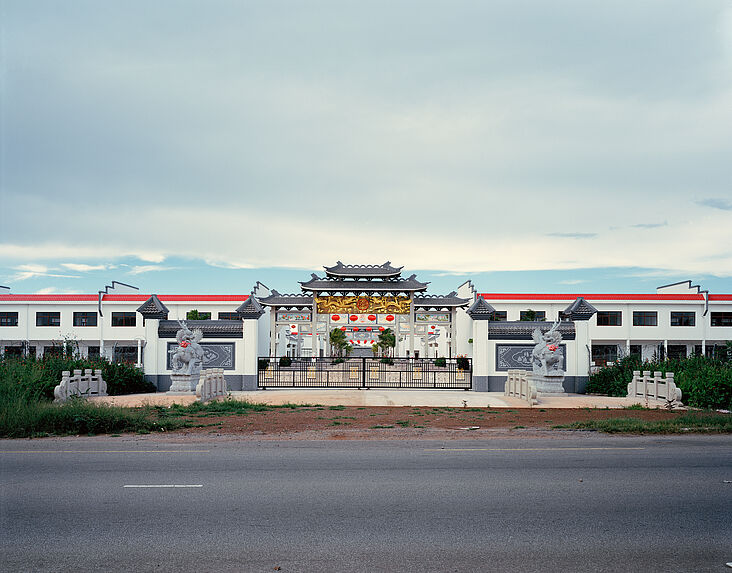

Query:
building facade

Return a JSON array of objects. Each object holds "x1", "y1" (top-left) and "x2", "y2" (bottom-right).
[{"x1": 1, "y1": 271, "x2": 730, "y2": 393}]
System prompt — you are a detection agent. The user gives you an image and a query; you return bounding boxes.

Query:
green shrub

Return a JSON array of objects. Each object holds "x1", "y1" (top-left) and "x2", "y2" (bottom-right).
[
  {"x1": 258, "y1": 358, "x2": 270, "y2": 370},
  {"x1": 380, "y1": 357, "x2": 394, "y2": 365},
  {"x1": 279, "y1": 356, "x2": 292, "y2": 367},
  {"x1": 434, "y1": 357, "x2": 447, "y2": 367},
  {"x1": 587, "y1": 354, "x2": 731, "y2": 409},
  {"x1": 456, "y1": 356, "x2": 470, "y2": 371}
]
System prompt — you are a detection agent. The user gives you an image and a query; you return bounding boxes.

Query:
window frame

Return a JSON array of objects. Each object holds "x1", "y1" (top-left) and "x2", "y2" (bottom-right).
[
  {"x1": 36, "y1": 311, "x2": 61, "y2": 327},
  {"x1": 218, "y1": 312, "x2": 240, "y2": 320},
  {"x1": 710, "y1": 312, "x2": 732, "y2": 327},
  {"x1": 111, "y1": 312, "x2": 137, "y2": 327},
  {"x1": 596, "y1": 311, "x2": 622, "y2": 326},
  {"x1": 670, "y1": 311, "x2": 695, "y2": 327},
  {"x1": 632, "y1": 311, "x2": 658, "y2": 326},
  {"x1": 0, "y1": 312, "x2": 19, "y2": 327},
  {"x1": 519, "y1": 310, "x2": 546, "y2": 321},
  {"x1": 491, "y1": 311, "x2": 508, "y2": 322},
  {"x1": 73, "y1": 311, "x2": 98, "y2": 327}
]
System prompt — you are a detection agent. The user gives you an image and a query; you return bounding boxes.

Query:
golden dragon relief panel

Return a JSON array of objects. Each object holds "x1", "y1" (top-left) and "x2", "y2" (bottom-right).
[{"x1": 315, "y1": 296, "x2": 411, "y2": 314}]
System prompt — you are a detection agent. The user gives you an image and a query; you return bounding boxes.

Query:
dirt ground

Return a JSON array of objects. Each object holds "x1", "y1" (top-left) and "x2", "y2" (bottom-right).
[{"x1": 172, "y1": 406, "x2": 692, "y2": 440}]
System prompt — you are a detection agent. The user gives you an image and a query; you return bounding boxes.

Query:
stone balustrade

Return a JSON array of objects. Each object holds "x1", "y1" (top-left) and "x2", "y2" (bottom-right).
[
  {"x1": 504, "y1": 369, "x2": 538, "y2": 406},
  {"x1": 196, "y1": 368, "x2": 228, "y2": 402},
  {"x1": 54, "y1": 369, "x2": 108, "y2": 403},
  {"x1": 627, "y1": 370, "x2": 683, "y2": 406}
]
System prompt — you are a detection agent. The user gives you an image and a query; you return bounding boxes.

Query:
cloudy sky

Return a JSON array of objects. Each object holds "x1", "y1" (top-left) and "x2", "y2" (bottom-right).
[{"x1": 1, "y1": 0, "x2": 731, "y2": 295}]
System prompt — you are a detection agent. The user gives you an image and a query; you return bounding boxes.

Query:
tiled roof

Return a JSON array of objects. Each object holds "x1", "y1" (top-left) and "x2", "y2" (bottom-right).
[
  {"x1": 235, "y1": 296, "x2": 265, "y2": 319},
  {"x1": 300, "y1": 274, "x2": 428, "y2": 293},
  {"x1": 466, "y1": 297, "x2": 497, "y2": 319},
  {"x1": 488, "y1": 321, "x2": 576, "y2": 340},
  {"x1": 479, "y1": 293, "x2": 706, "y2": 301},
  {"x1": 258, "y1": 290, "x2": 314, "y2": 308},
  {"x1": 158, "y1": 320, "x2": 243, "y2": 339},
  {"x1": 136, "y1": 295, "x2": 169, "y2": 319},
  {"x1": 413, "y1": 291, "x2": 470, "y2": 309},
  {"x1": 0, "y1": 294, "x2": 250, "y2": 302},
  {"x1": 563, "y1": 297, "x2": 598, "y2": 321},
  {"x1": 324, "y1": 261, "x2": 403, "y2": 278}
]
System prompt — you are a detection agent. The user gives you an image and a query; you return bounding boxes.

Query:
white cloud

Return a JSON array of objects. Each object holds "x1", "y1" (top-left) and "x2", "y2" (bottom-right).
[
  {"x1": 61, "y1": 263, "x2": 108, "y2": 272},
  {"x1": 10, "y1": 264, "x2": 80, "y2": 281},
  {"x1": 128, "y1": 265, "x2": 177, "y2": 275}
]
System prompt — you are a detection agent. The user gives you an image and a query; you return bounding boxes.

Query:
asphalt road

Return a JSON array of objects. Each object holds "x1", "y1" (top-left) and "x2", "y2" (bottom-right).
[{"x1": 1, "y1": 434, "x2": 731, "y2": 572}]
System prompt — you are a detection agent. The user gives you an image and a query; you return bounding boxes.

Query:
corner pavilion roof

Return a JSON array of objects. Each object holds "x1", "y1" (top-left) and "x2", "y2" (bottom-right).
[{"x1": 323, "y1": 261, "x2": 403, "y2": 279}]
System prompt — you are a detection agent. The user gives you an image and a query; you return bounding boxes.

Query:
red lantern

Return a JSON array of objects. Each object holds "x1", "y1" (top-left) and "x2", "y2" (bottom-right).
[
  {"x1": 332, "y1": 314, "x2": 340, "y2": 321},
  {"x1": 366, "y1": 327, "x2": 372, "y2": 331},
  {"x1": 349, "y1": 340, "x2": 353, "y2": 343},
  {"x1": 368, "y1": 314, "x2": 376, "y2": 321},
  {"x1": 431, "y1": 325, "x2": 435, "y2": 329},
  {"x1": 353, "y1": 327, "x2": 359, "y2": 332},
  {"x1": 370, "y1": 340, "x2": 374, "y2": 344},
  {"x1": 340, "y1": 326, "x2": 346, "y2": 331},
  {"x1": 350, "y1": 315, "x2": 358, "y2": 322},
  {"x1": 379, "y1": 326, "x2": 385, "y2": 331},
  {"x1": 386, "y1": 315, "x2": 394, "y2": 322},
  {"x1": 292, "y1": 331, "x2": 298, "y2": 335}
]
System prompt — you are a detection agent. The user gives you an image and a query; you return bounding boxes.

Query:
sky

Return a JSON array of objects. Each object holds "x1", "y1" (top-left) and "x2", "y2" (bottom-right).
[{"x1": 1, "y1": 0, "x2": 731, "y2": 296}]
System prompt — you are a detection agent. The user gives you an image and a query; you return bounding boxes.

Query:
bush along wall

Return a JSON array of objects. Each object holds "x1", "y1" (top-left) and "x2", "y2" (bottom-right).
[
  {"x1": 587, "y1": 354, "x2": 731, "y2": 410},
  {"x1": 0, "y1": 355, "x2": 155, "y2": 401}
]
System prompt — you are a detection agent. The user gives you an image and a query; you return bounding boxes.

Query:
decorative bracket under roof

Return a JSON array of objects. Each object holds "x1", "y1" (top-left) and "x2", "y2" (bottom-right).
[
  {"x1": 563, "y1": 297, "x2": 598, "y2": 321},
  {"x1": 136, "y1": 294, "x2": 169, "y2": 319},
  {"x1": 466, "y1": 297, "x2": 497, "y2": 320},
  {"x1": 235, "y1": 295, "x2": 265, "y2": 319}
]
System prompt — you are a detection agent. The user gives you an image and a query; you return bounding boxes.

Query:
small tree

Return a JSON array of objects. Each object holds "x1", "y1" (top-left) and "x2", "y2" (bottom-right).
[
  {"x1": 520, "y1": 309, "x2": 537, "y2": 321},
  {"x1": 329, "y1": 328, "x2": 349, "y2": 357},
  {"x1": 186, "y1": 309, "x2": 211, "y2": 320},
  {"x1": 377, "y1": 328, "x2": 396, "y2": 357}
]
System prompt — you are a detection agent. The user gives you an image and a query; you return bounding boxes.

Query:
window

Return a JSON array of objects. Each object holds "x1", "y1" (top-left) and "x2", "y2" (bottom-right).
[
  {"x1": 629, "y1": 345, "x2": 642, "y2": 357},
  {"x1": 43, "y1": 346, "x2": 62, "y2": 357},
  {"x1": 73, "y1": 312, "x2": 98, "y2": 327},
  {"x1": 111, "y1": 312, "x2": 136, "y2": 327},
  {"x1": 113, "y1": 346, "x2": 138, "y2": 364},
  {"x1": 596, "y1": 311, "x2": 622, "y2": 326},
  {"x1": 4, "y1": 346, "x2": 23, "y2": 357},
  {"x1": 491, "y1": 311, "x2": 507, "y2": 322},
  {"x1": 632, "y1": 311, "x2": 657, "y2": 326},
  {"x1": 667, "y1": 345, "x2": 687, "y2": 360},
  {"x1": 36, "y1": 312, "x2": 60, "y2": 326},
  {"x1": 711, "y1": 312, "x2": 732, "y2": 327},
  {"x1": 670, "y1": 312, "x2": 695, "y2": 327},
  {"x1": 88, "y1": 346, "x2": 100, "y2": 359},
  {"x1": 0, "y1": 312, "x2": 19, "y2": 326},
  {"x1": 592, "y1": 344, "x2": 618, "y2": 366},
  {"x1": 218, "y1": 312, "x2": 240, "y2": 320},
  {"x1": 520, "y1": 310, "x2": 546, "y2": 321}
]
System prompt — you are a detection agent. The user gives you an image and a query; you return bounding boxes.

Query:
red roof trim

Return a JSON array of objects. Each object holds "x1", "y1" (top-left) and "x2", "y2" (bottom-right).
[
  {"x1": 0, "y1": 294, "x2": 249, "y2": 302},
  {"x1": 479, "y1": 293, "x2": 707, "y2": 301},
  {"x1": 709, "y1": 295, "x2": 732, "y2": 301}
]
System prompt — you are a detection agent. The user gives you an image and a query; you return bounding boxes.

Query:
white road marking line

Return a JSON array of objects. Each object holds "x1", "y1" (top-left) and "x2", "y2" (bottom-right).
[
  {"x1": 424, "y1": 447, "x2": 646, "y2": 452},
  {"x1": 123, "y1": 485, "x2": 203, "y2": 488}
]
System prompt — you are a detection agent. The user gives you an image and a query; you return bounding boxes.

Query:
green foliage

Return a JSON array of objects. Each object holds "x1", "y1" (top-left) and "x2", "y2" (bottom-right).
[
  {"x1": 587, "y1": 353, "x2": 731, "y2": 409},
  {"x1": 376, "y1": 328, "x2": 396, "y2": 357},
  {"x1": 434, "y1": 357, "x2": 447, "y2": 367},
  {"x1": 456, "y1": 356, "x2": 470, "y2": 371},
  {"x1": 380, "y1": 357, "x2": 394, "y2": 365},
  {"x1": 0, "y1": 355, "x2": 154, "y2": 400},
  {"x1": 329, "y1": 328, "x2": 351, "y2": 357},
  {"x1": 559, "y1": 411, "x2": 732, "y2": 434},
  {"x1": 520, "y1": 309, "x2": 537, "y2": 321},
  {"x1": 258, "y1": 358, "x2": 270, "y2": 370},
  {"x1": 186, "y1": 309, "x2": 211, "y2": 320},
  {"x1": 278, "y1": 356, "x2": 292, "y2": 367}
]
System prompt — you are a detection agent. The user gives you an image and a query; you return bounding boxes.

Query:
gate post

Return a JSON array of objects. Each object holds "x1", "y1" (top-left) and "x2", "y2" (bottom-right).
[{"x1": 362, "y1": 357, "x2": 366, "y2": 389}]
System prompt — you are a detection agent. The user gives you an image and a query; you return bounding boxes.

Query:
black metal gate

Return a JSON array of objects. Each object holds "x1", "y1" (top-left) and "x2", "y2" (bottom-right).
[{"x1": 257, "y1": 357, "x2": 472, "y2": 389}]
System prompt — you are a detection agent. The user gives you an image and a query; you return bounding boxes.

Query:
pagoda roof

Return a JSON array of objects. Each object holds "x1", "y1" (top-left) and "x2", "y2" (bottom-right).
[
  {"x1": 323, "y1": 261, "x2": 403, "y2": 279},
  {"x1": 413, "y1": 292, "x2": 470, "y2": 309},
  {"x1": 300, "y1": 274, "x2": 428, "y2": 293},
  {"x1": 235, "y1": 295, "x2": 265, "y2": 319},
  {"x1": 136, "y1": 295, "x2": 169, "y2": 319},
  {"x1": 562, "y1": 297, "x2": 598, "y2": 321},
  {"x1": 466, "y1": 297, "x2": 497, "y2": 320},
  {"x1": 258, "y1": 290, "x2": 314, "y2": 309}
]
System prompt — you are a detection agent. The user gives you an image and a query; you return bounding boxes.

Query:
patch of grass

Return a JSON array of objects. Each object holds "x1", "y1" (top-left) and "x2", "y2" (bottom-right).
[
  {"x1": 624, "y1": 403, "x2": 652, "y2": 410},
  {"x1": 370, "y1": 425, "x2": 394, "y2": 429},
  {"x1": 512, "y1": 426, "x2": 525, "y2": 429},
  {"x1": 557, "y1": 412, "x2": 732, "y2": 434},
  {"x1": 331, "y1": 416, "x2": 356, "y2": 420},
  {"x1": 328, "y1": 405, "x2": 346, "y2": 411},
  {"x1": 395, "y1": 420, "x2": 411, "y2": 427}
]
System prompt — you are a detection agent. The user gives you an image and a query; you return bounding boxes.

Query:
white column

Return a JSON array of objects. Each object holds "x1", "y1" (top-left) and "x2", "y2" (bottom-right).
[
  {"x1": 269, "y1": 307, "x2": 277, "y2": 357},
  {"x1": 311, "y1": 299, "x2": 318, "y2": 358},
  {"x1": 408, "y1": 293, "x2": 415, "y2": 356},
  {"x1": 136, "y1": 338, "x2": 142, "y2": 368}
]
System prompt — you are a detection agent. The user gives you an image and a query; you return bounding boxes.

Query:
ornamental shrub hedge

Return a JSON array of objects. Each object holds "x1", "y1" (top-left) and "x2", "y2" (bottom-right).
[
  {"x1": 587, "y1": 352, "x2": 731, "y2": 410},
  {"x1": 0, "y1": 355, "x2": 154, "y2": 401}
]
